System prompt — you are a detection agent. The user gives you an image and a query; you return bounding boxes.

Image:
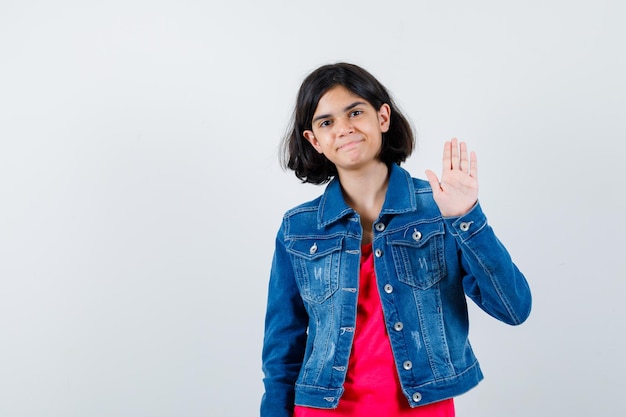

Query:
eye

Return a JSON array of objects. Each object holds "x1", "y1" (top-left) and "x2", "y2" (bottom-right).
[
  {"x1": 319, "y1": 120, "x2": 332, "y2": 128},
  {"x1": 350, "y1": 110, "x2": 363, "y2": 117}
]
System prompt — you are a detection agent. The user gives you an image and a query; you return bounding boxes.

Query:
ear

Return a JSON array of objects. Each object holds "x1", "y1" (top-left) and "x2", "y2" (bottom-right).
[
  {"x1": 378, "y1": 103, "x2": 391, "y2": 133},
  {"x1": 303, "y1": 130, "x2": 323, "y2": 154}
]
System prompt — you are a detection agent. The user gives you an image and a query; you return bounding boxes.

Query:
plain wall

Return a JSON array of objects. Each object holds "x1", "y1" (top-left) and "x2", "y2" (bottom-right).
[{"x1": 1, "y1": 1, "x2": 625, "y2": 416}]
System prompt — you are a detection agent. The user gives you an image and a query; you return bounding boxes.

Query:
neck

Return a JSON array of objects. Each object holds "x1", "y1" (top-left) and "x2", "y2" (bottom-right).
[{"x1": 337, "y1": 162, "x2": 389, "y2": 243}]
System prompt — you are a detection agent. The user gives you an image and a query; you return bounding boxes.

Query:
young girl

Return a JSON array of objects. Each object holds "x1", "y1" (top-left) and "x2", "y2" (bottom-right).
[{"x1": 261, "y1": 63, "x2": 531, "y2": 417}]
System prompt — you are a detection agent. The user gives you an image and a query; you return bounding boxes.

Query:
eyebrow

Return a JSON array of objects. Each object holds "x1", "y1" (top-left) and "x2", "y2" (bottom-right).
[{"x1": 312, "y1": 101, "x2": 368, "y2": 123}]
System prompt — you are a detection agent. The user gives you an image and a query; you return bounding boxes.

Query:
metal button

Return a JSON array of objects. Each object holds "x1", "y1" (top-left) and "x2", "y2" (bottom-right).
[
  {"x1": 375, "y1": 222, "x2": 385, "y2": 232},
  {"x1": 403, "y1": 360, "x2": 412, "y2": 370},
  {"x1": 412, "y1": 229, "x2": 422, "y2": 241},
  {"x1": 393, "y1": 322, "x2": 404, "y2": 331},
  {"x1": 384, "y1": 284, "x2": 393, "y2": 294},
  {"x1": 375, "y1": 248, "x2": 383, "y2": 258},
  {"x1": 459, "y1": 222, "x2": 471, "y2": 232},
  {"x1": 309, "y1": 243, "x2": 318, "y2": 254},
  {"x1": 412, "y1": 392, "x2": 422, "y2": 402}
]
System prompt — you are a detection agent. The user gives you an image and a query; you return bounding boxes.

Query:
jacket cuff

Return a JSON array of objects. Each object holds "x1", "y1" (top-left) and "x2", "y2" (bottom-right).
[{"x1": 442, "y1": 201, "x2": 487, "y2": 240}]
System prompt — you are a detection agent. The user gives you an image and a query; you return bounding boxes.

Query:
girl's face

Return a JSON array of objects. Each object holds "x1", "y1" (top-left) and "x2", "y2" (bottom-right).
[{"x1": 303, "y1": 85, "x2": 390, "y2": 174}]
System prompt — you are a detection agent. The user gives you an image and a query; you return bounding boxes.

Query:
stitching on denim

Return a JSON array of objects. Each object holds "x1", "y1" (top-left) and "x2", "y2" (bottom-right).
[{"x1": 461, "y1": 227, "x2": 521, "y2": 324}]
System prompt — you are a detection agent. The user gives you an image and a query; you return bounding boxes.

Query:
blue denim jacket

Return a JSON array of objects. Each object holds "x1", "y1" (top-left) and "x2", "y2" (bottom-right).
[{"x1": 261, "y1": 164, "x2": 531, "y2": 416}]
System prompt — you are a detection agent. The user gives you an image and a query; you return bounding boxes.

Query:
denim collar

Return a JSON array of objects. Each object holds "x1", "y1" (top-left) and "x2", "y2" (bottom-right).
[{"x1": 317, "y1": 164, "x2": 417, "y2": 227}]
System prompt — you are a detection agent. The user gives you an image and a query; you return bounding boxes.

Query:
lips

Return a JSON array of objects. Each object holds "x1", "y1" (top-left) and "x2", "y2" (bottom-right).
[{"x1": 337, "y1": 138, "x2": 364, "y2": 151}]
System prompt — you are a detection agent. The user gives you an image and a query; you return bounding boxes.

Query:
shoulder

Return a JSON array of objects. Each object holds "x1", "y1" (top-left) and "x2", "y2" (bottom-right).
[
  {"x1": 411, "y1": 177, "x2": 442, "y2": 218},
  {"x1": 394, "y1": 165, "x2": 437, "y2": 203},
  {"x1": 390, "y1": 164, "x2": 433, "y2": 197},
  {"x1": 283, "y1": 194, "x2": 323, "y2": 218},
  {"x1": 277, "y1": 195, "x2": 324, "y2": 239},
  {"x1": 412, "y1": 177, "x2": 433, "y2": 195},
  {"x1": 397, "y1": 167, "x2": 440, "y2": 217}
]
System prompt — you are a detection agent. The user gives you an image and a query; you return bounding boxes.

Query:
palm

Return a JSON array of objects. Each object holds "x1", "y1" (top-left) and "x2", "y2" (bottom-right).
[{"x1": 425, "y1": 138, "x2": 479, "y2": 217}]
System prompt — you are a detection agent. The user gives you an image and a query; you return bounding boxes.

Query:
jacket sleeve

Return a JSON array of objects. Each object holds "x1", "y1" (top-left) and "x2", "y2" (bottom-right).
[
  {"x1": 260, "y1": 222, "x2": 308, "y2": 417},
  {"x1": 443, "y1": 202, "x2": 532, "y2": 325}
]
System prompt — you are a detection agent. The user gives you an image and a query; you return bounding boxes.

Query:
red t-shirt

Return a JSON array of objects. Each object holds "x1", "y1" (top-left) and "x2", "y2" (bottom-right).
[{"x1": 294, "y1": 243, "x2": 455, "y2": 416}]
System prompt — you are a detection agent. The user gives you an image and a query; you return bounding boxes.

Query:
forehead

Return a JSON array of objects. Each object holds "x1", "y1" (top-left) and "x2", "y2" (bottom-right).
[{"x1": 313, "y1": 85, "x2": 371, "y2": 116}]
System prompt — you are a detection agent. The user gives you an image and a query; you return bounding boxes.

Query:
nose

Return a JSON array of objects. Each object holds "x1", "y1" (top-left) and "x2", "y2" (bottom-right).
[{"x1": 334, "y1": 117, "x2": 354, "y2": 136}]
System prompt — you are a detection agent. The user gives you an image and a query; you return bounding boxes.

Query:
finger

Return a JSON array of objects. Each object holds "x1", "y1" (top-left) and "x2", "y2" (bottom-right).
[
  {"x1": 442, "y1": 140, "x2": 452, "y2": 170},
  {"x1": 450, "y1": 138, "x2": 460, "y2": 170},
  {"x1": 469, "y1": 151, "x2": 478, "y2": 178},
  {"x1": 459, "y1": 141, "x2": 468, "y2": 172},
  {"x1": 425, "y1": 169, "x2": 442, "y2": 192}
]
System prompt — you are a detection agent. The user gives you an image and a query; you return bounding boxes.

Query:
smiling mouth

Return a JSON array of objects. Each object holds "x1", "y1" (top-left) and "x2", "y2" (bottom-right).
[{"x1": 337, "y1": 139, "x2": 363, "y2": 151}]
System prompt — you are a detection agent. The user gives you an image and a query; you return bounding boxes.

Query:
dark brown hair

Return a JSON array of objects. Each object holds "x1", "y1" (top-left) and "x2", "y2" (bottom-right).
[{"x1": 281, "y1": 63, "x2": 414, "y2": 184}]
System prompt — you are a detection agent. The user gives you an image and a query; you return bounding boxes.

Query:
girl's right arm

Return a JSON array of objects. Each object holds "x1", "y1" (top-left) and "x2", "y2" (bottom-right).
[{"x1": 261, "y1": 224, "x2": 308, "y2": 417}]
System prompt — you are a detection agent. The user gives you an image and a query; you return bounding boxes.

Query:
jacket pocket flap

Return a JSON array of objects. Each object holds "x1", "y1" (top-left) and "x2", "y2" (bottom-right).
[
  {"x1": 387, "y1": 220, "x2": 444, "y2": 248},
  {"x1": 287, "y1": 236, "x2": 344, "y2": 260}
]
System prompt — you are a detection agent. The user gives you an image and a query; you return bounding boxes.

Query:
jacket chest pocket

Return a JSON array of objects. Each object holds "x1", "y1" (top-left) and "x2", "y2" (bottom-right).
[
  {"x1": 388, "y1": 221, "x2": 446, "y2": 290},
  {"x1": 287, "y1": 236, "x2": 343, "y2": 303}
]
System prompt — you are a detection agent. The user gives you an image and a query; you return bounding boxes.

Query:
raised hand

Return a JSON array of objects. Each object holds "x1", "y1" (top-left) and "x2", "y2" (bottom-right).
[{"x1": 425, "y1": 138, "x2": 479, "y2": 217}]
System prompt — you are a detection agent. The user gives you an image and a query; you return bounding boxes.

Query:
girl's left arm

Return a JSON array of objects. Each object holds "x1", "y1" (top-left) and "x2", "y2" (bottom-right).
[
  {"x1": 445, "y1": 202, "x2": 532, "y2": 325},
  {"x1": 426, "y1": 138, "x2": 531, "y2": 324}
]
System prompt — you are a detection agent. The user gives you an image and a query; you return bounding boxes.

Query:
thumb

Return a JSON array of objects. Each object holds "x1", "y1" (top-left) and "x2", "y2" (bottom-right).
[{"x1": 425, "y1": 169, "x2": 442, "y2": 192}]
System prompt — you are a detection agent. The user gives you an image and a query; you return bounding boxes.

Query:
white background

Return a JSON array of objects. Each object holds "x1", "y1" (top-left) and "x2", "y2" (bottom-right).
[{"x1": 1, "y1": 1, "x2": 625, "y2": 416}]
